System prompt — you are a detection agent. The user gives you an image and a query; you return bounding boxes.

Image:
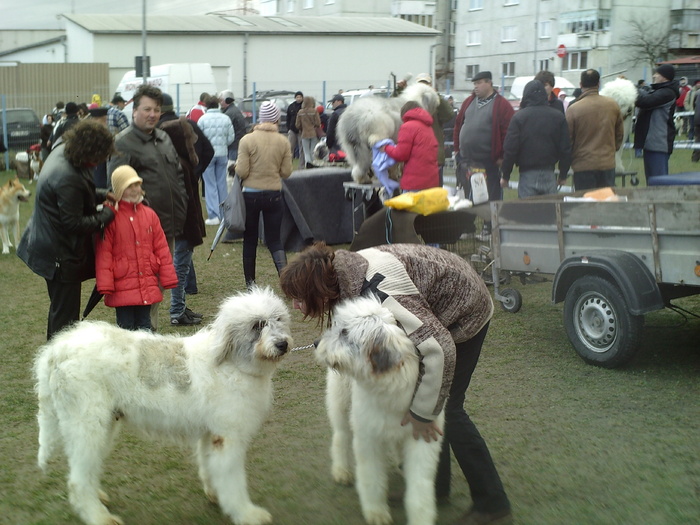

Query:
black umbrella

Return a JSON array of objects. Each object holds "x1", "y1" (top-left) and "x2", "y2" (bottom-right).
[{"x1": 82, "y1": 284, "x2": 103, "y2": 320}]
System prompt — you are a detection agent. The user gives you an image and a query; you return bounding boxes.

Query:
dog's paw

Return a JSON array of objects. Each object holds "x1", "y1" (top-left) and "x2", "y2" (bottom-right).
[
  {"x1": 100, "y1": 514, "x2": 123, "y2": 525},
  {"x1": 332, "y1": 466, "x2": 354, "y2": 486},
  {"x1": 364, "y1": 507, "x2": 393, "y2": 525},
  {"x1": 1, "y1": 247, "x2": 9, "y2": 255},
  {"x1": 235, "y1": 505, "x2": 272, "y2": 525},
  {"x1": 98, "y1": 489, "x2": 110, "y2": 505},
  {"x1": 204, "y1": 487, "x2": 219, "y2": 505}
]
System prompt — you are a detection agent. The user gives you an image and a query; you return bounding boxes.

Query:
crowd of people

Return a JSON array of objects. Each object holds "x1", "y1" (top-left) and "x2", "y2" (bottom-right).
[{"x1": 14, "y1": 64, "x2": 683, "y2": 525}]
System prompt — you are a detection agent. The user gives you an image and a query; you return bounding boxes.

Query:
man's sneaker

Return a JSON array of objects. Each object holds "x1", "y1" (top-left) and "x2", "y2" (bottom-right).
[
  {"x1": 171, "y1": 312, "x2": 202, "y2": 326},
  {"x1": 185, "y1": 307, "x2": 203, "y2": 319},
  {"x1": 204, "y1": 217, "x2": 220, "y2": 226}
]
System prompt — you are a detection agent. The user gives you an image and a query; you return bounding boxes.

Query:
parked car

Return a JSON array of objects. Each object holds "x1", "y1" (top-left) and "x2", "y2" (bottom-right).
[
  {"x1": 236, "y1": 91, "x2": 299, "y2": 133},
  {"x1": 0, "y1": 108, "x2": 41, "y2": 153},
  {"x1": 324, "y1": 87, "x2": 392, "y2": 111}
]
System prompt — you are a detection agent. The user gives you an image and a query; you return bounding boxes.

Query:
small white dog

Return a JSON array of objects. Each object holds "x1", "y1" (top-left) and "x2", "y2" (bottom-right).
[
  {"x1": 34, "y1": 287, "x2": 292, "y2": 525},
  {"x1": 316, "y1": 295, "x2": 444, "y2": 525}
]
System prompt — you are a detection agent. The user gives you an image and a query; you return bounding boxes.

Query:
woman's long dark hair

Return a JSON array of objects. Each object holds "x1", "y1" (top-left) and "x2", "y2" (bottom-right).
[{"x1": 279, "y1": 241, "x2": 340, "y2": 327}]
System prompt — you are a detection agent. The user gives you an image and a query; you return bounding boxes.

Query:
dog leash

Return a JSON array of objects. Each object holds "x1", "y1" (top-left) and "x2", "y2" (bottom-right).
[{"x1": 290, "y1": 343, "x2": 315, "y2": 353}]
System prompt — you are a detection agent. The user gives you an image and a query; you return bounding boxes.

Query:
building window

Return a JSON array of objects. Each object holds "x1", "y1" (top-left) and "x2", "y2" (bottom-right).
[
  {"x1": 303, "y1": 0, "x2": 313, "y2": 7},
  {"x1": 502, "y1": 61, "x2": 516, "y2": 77},
  {"x1": 539, "y1": 59, "x2": 550, "y2": 71},
  {"x1": 504, "y1": 0, "x2": 519, "y2": 5},
  {"x1": 539, "y1": 20, "x2": 551, "y2": 39},
  {"x1": 287, "y1": 0, "x2": 295, "y2": 12},
  {"x1": 563, "y1": 51, "x2": 588, "y2": 71},
  {"x1": 467, "y1": 30, "x2": 481, "y2": 46},
  {"x1": 501, "y1": 25, "x2": 516, "y2": 42},
  {"x1": 469, "y1": 0, "x2": 483, "y2": 10},
  {"x1": 466, "y1": 64, "x2": 480, "y2": 80}
]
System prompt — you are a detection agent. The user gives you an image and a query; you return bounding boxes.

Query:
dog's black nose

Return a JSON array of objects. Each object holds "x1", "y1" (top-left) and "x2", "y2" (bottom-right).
[{"x1": 276, "y1": 341, "x2": 288, "y2": 354}]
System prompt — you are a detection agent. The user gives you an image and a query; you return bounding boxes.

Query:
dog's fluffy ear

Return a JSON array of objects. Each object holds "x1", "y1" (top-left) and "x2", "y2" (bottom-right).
[{"x1": 367, "y1": 325, "x2": 405, "y2": 375}]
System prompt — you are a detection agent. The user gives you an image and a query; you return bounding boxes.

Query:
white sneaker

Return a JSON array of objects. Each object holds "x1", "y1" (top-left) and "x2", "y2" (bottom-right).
[{"x1": 205, "y1": 217, "x2": 220, "y2": 226}]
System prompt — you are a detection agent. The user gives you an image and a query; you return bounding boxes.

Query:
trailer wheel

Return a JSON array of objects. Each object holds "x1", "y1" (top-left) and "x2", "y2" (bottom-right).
[
  {"x1": 499, "y1": 288, "x2": 522, "y2": 313},
  {"x1": 563, "y1": 275, "x2": 644, "y2": 368}
]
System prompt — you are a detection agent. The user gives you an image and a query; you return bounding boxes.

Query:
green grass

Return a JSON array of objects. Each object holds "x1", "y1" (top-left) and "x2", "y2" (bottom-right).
[{"x1": 0, "y1": 158, "x2": 698, "y2": 525}]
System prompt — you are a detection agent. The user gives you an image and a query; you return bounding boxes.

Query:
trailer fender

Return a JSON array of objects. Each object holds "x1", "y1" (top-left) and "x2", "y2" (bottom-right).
[{"x1": 552, "y1": 250, "x2": 664, "y2": 315}]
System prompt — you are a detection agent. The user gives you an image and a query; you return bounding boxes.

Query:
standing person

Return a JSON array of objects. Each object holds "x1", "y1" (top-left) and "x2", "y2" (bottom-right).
[
  {"x1": 108, "y1": 84, "x2": 188, "y2": 331},
  {"x1": 286, "y1": 91, "x2": 304, "y2": 165},
  {"x1": 198, "y1": 96, "x2": 234, "y2": 225},
  {"x1": 295, "y1": 95, "x2": 322, "y2": 169},
  {"x1": 17, "y1": 120, "x2": 116, "y2": 340},
  {"x1": 235, "y1": 101, "x2": 292, "y2": 288},
  {"x1": 49, "y1": 102, "x2": 80, "y2": 150},
  {"x1": 453, "y1": 71, "x2": 514, "y2": 238},
  {"x1": 325, "y1": 94, "x2": 347, "y2": 153},
  {"x1": 159, "y1": 93, "x2": 213, "y2": 325},
  {"x1": 218, "y1": 90, "x2": 247, "y2": 161},
  {"x1": 40, "y1": 114, "x2": 54, "y2": 161},
  {"x1": 279, "y1": 242, "x2": 513, "y2": 525},
  {"x1": 107, "y1": 95, "x2": 129, "y2": 136},
  {"x1": 500, "y1": 80, "x2": 572, "y2": 197},
  {"x1": 676, "y1": 76, "x2": 691, "y2": 136},
  {"x1": 186, "y1": 92, "x2": 209, "y2": 123},
  {"x1": 95, "y1": 166, "x2": 178, "y2": 331},
  {"x1": 383, "y1": 100, "x2": 439, "y2": 191},
  {"x1": 534, "y1": 70, "x2": 565, "y2": 113},
  {"x1": 566, "y1": 69, "x2": 623, "y2": 190},
  {"x1": 634, "y1": 65, "x2": 679, "y2": 179}
]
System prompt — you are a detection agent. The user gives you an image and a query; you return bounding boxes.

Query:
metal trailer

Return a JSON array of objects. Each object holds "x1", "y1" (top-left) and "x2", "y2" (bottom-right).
[{"x1": 487, "y1": 186, "x2": 700, "y2": 368}]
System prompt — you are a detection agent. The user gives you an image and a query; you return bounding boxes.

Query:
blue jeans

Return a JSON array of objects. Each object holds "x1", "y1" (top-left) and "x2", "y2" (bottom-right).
[
  {"x1": 518, "y1": 168, "x2": 557, "y2": 198},
  {"x1": 242, "y1": 190, "x2": 284, "y2": 259},
  {"x1": 228, "y1": 146, "x2": 238, "y2": 162},
  {"x1": 170, "y1": 239, "x2": 193, "y2": 319},
  {"x1": 573, "y1": 169, "x2": 615, "y2": 191},
  {"x1": 643, "y1": 150, "x2": 670, "y2": 181},
  {"x1": 185, "y1": 260, "x2": 198, "y2": 295},
  {"x1": 202, "y1": 155, "x2": 229, "y2": 220},
  {"x1": 116, "y1": 305, "x2": 152, "y2": 331},
  {"x1": 435, "y1": 322, "x2": 511, "y2": 513}
]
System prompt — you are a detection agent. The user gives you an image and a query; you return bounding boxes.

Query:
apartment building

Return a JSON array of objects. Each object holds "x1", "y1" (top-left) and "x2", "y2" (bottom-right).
[{"x1": 454, "y1": 0, "x2": 700, "y2": 92}]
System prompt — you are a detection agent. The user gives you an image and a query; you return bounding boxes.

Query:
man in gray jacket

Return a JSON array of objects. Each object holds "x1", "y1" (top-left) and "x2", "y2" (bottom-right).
[{"x1": 108, "y1": 85, "x2": 188, "y2": 329}]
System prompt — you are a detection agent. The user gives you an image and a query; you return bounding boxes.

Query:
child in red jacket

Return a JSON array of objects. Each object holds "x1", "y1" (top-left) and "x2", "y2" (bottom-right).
[
  {"x1": 95, "y1": 166, "x2": 178, "y2": 331},
  {"x1": 384, "y1": 100, "x2": 439, "y2": 192}
]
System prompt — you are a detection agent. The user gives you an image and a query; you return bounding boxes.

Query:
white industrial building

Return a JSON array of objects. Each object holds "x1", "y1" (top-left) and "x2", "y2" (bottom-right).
[{"x1": 57, "y1": 14, "x2": 439, "y2": 101}]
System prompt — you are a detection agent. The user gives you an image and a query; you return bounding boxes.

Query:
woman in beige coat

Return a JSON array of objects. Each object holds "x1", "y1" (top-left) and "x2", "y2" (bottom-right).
[
  {"x1": 235, "y1": 101, "x2": 293, "y2": 288},
  {"x1": 295, "y1": 95, "x2": 322, "y2": 169}
]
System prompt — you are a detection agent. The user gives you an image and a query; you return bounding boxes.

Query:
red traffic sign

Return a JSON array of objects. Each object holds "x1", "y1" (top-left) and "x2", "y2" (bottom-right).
[{"x1": 556, "y1": 44, "x2": 567, "y2": 58}]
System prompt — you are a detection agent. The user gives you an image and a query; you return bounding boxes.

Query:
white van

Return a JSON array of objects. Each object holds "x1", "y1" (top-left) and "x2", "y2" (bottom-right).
[
  {"x1": 115, "y1": 63, "x2": 217, "y2": 118},
  {"x1": 508, "y1": 75, "x2": 576, "y2": 99}
]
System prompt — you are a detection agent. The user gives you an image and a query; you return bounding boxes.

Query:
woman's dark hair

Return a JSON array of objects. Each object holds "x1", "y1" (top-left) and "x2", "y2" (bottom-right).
[
  {"x1": 63, "y1": 119, "x2": 114, "y2": 167},
  {"x1": 400, "y1": 100, "x2": 421, "y2": 118},
  {"x1": 206, "y1": 95, "x2": 219, "y2": 110},
  {"x1": 279, "y1": 241, "x2": 340, "y2": 326}
]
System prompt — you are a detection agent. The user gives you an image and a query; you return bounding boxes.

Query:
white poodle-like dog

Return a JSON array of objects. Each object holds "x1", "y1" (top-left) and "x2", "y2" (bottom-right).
[
  {"x1": 34, "y1": 287, "x2": 292, "y2": 525},
  {"x1": 338, "y1": 83, "x2": 440, "y2": 183},
  {"x1": 600, "y1": 77, "x2": 638, "y2": 173},
  {"x1": 316, "y1": 295, "x2": 444, "y2": 525}
]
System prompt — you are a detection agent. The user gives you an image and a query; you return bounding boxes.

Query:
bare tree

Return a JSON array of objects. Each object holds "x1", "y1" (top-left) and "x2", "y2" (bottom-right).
[{"x1": 620, "y1": 18, "x2": 671, "y2": 68}]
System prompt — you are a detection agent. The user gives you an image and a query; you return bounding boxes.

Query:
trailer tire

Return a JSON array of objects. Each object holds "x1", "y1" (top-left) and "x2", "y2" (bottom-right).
[
  {"x1": 499, "y1": 288, "x2": 522, "y2": 313},
  {"x1": 563, "y1": 275, "x2": 644, "y2": 368}
]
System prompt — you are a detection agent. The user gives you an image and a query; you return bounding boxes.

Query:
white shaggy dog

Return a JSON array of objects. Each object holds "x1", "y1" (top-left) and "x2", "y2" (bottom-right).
[
  {"x1": 316, "y1": 295, "x2": 444, "y2": 525},
  {"x1": 600, "y1": 77, "x2": 638, "y2": 173},
  {"x1": 34, "y1": 287, "x2": 292, "y2": 525},
  {"x1": 338, "y1": 83, "x2": 440, "y2": 183}
]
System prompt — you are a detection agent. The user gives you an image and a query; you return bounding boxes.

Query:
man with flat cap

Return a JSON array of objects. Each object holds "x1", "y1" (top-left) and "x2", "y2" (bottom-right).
[
  {"x1": 453, "y1": 71, "x2": 514, "y2": 238},
  {"x1": 634, "y1": 64, "x2": 679, "y2": 180}
]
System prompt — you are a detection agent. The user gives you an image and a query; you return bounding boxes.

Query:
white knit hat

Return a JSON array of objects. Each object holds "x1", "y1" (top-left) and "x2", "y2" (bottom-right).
[
  {"x1": 258, "y1": 101, "x2": 281, "y2": 123},
  {"x1": 111, "y1": 165, "x2": 143, "y2": 202}
]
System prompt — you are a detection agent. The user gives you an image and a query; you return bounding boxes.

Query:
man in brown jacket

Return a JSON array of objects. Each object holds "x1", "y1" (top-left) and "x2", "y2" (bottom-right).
[{"x1": 566, "y1": 69, "x2": 623, "y2": 190}]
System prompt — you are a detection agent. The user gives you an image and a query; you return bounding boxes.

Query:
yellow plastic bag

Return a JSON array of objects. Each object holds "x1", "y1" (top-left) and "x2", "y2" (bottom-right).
[{"x1": 383, "y1": 187, "x2": 449, "y2": 215}]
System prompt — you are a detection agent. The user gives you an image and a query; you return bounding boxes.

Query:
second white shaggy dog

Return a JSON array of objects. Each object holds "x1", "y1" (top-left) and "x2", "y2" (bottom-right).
[
  {"x1": 34, "y1": 287, "x2": 292, "y2": 525},
  {"x1": 600, "y1": 77, "x2": 638, "y2": 174},
  {"x1": 316, "y1": 295, "x2": 444, "y2": 525}
]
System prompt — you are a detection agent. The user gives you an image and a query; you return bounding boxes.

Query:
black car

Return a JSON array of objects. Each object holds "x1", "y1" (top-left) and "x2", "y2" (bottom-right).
[
  {"x1": 236, "y1": 91, "x2": 299, "y2": 133},
  {"x1": 0, "y1": 108, "x2": 41, "y2": 153}
]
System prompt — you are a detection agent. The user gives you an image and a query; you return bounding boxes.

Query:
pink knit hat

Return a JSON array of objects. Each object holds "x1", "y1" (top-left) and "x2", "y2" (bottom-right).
[{"x1": 258, "y1": 101, "x2": 281, "y2": 123}]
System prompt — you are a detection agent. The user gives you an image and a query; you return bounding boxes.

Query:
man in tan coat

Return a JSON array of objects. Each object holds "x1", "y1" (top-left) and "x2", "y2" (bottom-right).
[{"x1": 566, "y1": 69, "x2": 623, "y2": 190}]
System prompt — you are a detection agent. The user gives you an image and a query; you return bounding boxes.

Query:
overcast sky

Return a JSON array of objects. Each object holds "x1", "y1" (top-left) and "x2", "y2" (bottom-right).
[{"x1": 2, "y1": 1, "x2": 256, "y2": 30}]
